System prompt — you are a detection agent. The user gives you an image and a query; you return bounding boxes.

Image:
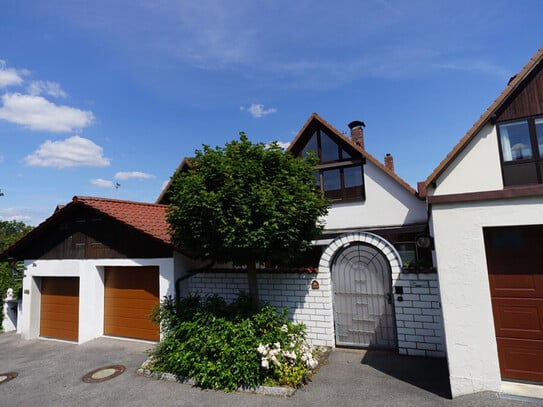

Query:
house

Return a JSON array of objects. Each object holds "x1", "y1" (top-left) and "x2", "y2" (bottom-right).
[
  {"x1": 1, "y1": 114, "x2": 445, "y2": 358},
  {"x1": 0, "y1": 196, "x2": 198, "y2": 343},
  {"x1": 425, "y1": 46, "x2": 543, "y2": 397},
  {"x1": 160, "y1": 113, "x2": 446, "y2": 356}
]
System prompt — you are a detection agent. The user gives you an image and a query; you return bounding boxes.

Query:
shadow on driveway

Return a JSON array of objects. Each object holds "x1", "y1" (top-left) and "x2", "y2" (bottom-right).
[{"x1": 361, "y1": 349, "x2": 452, "y2": 399}]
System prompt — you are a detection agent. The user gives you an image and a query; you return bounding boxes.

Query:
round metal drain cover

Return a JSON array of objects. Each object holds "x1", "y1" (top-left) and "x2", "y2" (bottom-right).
[
  {"x1": 82, "y1": 365, "x2": 125, "y2": 383},
  {"x1": 0, "y1": 372, "x2": 18, "y2": 384}
]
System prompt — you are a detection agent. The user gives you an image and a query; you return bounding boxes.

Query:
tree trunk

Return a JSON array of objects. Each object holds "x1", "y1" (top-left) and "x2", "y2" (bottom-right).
[{"x1": 247, "y1": 261, "x2": 259, "y2": 306}]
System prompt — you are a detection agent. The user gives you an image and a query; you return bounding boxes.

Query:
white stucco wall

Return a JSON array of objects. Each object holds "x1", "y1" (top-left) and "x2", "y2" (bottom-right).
[
  {"x1": 324, "y1": 161, "x2": 426, "y2": 230},
  {"x1": 19, "y1": 257, "x2": 174, "y2": 344},
  {"x1": 430, "y1": 197, "x2": 543, "y2": 397},
  {"x1": 430, "y1": 124, "x2": 504, "y2": 196}
]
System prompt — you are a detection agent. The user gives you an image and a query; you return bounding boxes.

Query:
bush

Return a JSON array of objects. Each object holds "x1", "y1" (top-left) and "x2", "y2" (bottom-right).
[{"x1": 149, "y1": 293, "x2": 318, "y2": 391}]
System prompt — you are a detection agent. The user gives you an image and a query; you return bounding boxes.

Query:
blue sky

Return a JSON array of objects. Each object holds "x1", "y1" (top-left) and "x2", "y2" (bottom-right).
[{"x1": 1, "y1": 0, "x2": 542, "y2": 225}]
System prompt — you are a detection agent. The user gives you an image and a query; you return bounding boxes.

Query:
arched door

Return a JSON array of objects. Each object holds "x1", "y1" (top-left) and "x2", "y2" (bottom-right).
[{"x1": 332, "y1": 242, "x2": 396, "y2": 349}]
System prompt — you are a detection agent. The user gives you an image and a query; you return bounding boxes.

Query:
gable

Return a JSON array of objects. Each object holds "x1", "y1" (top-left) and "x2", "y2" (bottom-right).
[
  {"x1": 495, "y1": 61, "x2": 543, "y2": 123},
  {"x1": 1, "y1": 200, "x2": 173, "y2": 261},
  {"x1": 426, "y1": 46, "x2": 543, "y2": 188}
]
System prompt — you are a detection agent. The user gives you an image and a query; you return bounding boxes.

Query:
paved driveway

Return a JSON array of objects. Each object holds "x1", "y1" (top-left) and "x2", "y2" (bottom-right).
[{"x1": 0, "y1": 332, "x2": 528, "y2": 406}]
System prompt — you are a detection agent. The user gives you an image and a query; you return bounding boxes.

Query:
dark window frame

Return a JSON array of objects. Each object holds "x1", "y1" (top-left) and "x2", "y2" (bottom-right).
[
  {"x1": 300, "y1": 125, "x2": 366, "y2": 202},
  {"x1": 497, "y1": 115, "x2": 543, "y2": 187}
]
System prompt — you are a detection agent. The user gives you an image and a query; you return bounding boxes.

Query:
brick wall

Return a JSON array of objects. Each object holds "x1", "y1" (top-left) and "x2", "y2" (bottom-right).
[
  {"x1": 186, "y1": 270, "x2": 335, "y2": 347},
  {"x1": 185, "y1": 249, "x2": 446, "y2": 357},
  {"x1": 393, "y1": 272, "x2": 445, "y2": 357}
]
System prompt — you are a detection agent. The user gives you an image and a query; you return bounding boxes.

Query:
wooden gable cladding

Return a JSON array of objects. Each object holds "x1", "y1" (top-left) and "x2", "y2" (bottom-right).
[
  {"x1": 495, "y1": 60, "x2": 543, "y2": 122},
  {"x1": 21, "y1": 206, "x2": 172, "y2": 260}
]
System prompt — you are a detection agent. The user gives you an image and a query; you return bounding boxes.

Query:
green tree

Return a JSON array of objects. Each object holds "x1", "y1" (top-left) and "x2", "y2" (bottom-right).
[
  {"x1": 0, "y1": 220, "x2": 33, "y2": 299},
  {"x1": 167, "y1": 133, "x2": 329, "y2": 301}
]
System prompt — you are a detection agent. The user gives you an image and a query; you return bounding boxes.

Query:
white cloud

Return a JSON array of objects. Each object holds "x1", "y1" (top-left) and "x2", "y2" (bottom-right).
[
  {"x1": 90, "y1": 178, "x2": 114, "y2": 188},
  {"x1": 27, "y1": 80, "x2": 67, "y2": 98},
  {"x1": 114, "y1": 171, "x2": 155, "y2": 180},
  {"x1": 240, "y1": 103, "x2": 277, "y2": 118},
  {"x1": 0, "y1": 93, "x2": 94, "y2": 132},
  {"x1": 276, "y1": 141, "x2": 291, "y2": 150},
  {"x1": 0, "y1": 207, "x2": 32, "y2": 223},
  {"x1": 25, "y1": 136, "x2": 110, "y2": 168},
  {"x1": 0, "y1": 60, "x2": 25, "y2": 88}
]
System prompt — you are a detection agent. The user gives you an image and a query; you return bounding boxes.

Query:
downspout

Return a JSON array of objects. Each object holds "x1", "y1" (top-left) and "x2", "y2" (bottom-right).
[{"x1": 174, "y1": 261, "x2": 214, "y2": 303}]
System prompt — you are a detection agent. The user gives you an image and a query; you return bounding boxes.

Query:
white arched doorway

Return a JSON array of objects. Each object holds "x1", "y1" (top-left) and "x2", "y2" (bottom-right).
[{"x1": 319, "y1": 232, "x2": 402, "y2": 348}]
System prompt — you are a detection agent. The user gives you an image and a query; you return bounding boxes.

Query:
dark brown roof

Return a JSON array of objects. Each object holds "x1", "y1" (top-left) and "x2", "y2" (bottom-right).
[
  {"x1": 425, "y1": 46, "x2": 543, "y2": 186},
  {"x1": 288, "y1": 112, "x2": 420, "y2": 198}
]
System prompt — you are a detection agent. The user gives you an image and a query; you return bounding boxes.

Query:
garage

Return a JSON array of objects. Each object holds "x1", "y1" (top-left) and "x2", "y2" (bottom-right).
[
  {"x1": 40, "y1": 277, "x2": 79, "y2": 341},
  {"x1": 484, "y1": 225, "x2": 543, "y2": 383},
  {"x1": 104, "y1": 266, "x2": 160, "y2": 341}
]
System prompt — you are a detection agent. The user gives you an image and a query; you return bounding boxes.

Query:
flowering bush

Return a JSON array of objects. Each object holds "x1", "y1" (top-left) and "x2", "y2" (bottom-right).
[
  {"x1": 257, "y1": 328, "x2": 319, "y2": 386},
  {"x1": 149, "y1": 293, "x2": 321, "y2": 392}
]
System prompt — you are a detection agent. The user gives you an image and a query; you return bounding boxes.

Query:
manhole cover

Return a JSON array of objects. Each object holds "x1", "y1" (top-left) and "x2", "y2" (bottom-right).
[
  {"x1": 82, "y1": 365, "x2": 125, "y2": 383},
  {"x1": 0, "y1": 372, "x2": 17, "y2": 384}
]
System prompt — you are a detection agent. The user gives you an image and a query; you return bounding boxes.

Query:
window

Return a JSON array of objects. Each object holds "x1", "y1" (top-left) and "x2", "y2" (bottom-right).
[
  {"x1": 498, "y1": 116, "x2": 543, "y2": 186},
  {"x1": 300, "y1": 126, "x2": 365, "y2": 201}
]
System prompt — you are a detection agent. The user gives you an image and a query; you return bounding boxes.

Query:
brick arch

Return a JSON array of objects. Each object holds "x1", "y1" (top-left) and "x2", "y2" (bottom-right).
[{"x1": 319, "y1": 232, "x2": 402, "y2": 277}]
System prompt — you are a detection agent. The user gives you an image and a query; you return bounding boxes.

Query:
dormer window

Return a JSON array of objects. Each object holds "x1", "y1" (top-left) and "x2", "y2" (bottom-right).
[
  {"x1": 298, "y1": 126, "x2": 365, "y2": 202},
  {"x1": 498, "y1": 116, "x2": 543, "y2": 186}
]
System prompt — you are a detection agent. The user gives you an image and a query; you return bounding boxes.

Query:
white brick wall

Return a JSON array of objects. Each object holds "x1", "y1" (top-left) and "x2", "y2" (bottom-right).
[
  {"x1": 184, "y1": 233, "x2": 446, "y2": 357},
  {"x1": 186, "y1": 270, "x2": 335, "y2": 347},
  {"x1": 394, "y1": 272, "x2": 445, "y2": 357}
]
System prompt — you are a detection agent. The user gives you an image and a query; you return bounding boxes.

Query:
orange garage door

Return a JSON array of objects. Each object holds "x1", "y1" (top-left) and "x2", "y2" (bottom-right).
[
  {"x1": 485, "y1": 226, "x2": 543, "y2": 383},
  {"x1": 40, "y1": 277, "x2": 79, "y2": 341},
  {"x1": 104, "y1": 266, "x2": 160, "y2": 341}
]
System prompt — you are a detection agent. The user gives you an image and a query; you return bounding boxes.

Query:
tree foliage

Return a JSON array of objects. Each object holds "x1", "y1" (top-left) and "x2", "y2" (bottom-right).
[
  {"x1": 167, "y1": 133, "x2": 329, "y2": 273},
  {"x1": 0, "y1": 220, "x2": 33, "y2": 299}
]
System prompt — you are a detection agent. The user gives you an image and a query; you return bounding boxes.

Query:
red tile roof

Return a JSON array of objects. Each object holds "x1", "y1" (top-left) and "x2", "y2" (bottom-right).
[{"x1": 73, "y1": 196, "x2": 171, "y2": 245}]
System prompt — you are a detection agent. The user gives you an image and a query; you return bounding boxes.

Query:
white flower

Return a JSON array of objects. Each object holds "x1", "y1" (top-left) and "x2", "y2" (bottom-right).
[
  {"x1": 273, "y1": 342, "x2": 281, "y2": 349},
  {"x1": 271, "y1": 355, "x2": 279, "y2": 365},
  {"x1": 280, "y1": 324, "x2": 288, "y2": 333},
  {"x1": 308, "y1": 358, "x2": 318, "y2": 369},
  {"x1": 261, "y1": 359, "x2": 270, "y2": 369},
  {"x1": 257, "y1": 344, "x2": 267, "y2": 355}
]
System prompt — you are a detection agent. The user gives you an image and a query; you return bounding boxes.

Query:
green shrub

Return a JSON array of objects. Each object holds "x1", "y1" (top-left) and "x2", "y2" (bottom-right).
[{"x1": 149, "y1": 293, "x2": 318, "y2": 392}]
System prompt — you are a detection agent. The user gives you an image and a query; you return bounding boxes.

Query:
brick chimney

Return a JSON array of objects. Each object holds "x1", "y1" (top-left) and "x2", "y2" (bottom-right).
[
  {"x1": 384, "y1": 153, "x2": 394, "y2": 172},
  {"x1": 348, "y1": 120, "x2": 366, "y2": 150}
]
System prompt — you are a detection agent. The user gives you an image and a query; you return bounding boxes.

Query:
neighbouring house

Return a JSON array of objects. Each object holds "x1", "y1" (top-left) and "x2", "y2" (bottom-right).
[
  {"x1": 0, "y1": 113, "x2": 446, "y2": 359},
  {"x1": 425, "y1": 46, "x2": 543, "y2": 397},
  {"x1": 0, "y1": 197, "x2": 197, "y2": 343}
]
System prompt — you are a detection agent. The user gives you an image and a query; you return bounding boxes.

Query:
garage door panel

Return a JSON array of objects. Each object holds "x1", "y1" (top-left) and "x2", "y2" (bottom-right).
[
  {"x1": 40, "y1": 277, "x2": 79, "y2": 342},
  {"x1": 41, "y1": 303, "x2": 79, "y2": 317},
  {"x1": 105, "y1": 305, "x2": 156, "y2": 319},
  {"x1": 104, "y1": 267, "x2": 159, "y2": 341},
  {"x1": 485, "y1": 226, "x2": 543, "y2": 383},
  {"x1": 497, "y1": 338, "x2": 543, "y2": 382},
  {"x1": 105, "y1": 288, "x2": 159, "y2": 300},
  {"x1": 489, "y1": 274, "x2": 543, "y2": 298},
  {"x1": 492, "y1": 299, "x2": 543, "y2": 339}
]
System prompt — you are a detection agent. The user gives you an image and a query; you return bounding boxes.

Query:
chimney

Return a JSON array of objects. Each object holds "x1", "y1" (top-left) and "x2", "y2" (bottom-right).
[
  {"x1": 384, "y1": 153, "x2": 394, "y2": 172},
  {"x1": 348, "y1": 120, "x2": 366, "y2": 150}
]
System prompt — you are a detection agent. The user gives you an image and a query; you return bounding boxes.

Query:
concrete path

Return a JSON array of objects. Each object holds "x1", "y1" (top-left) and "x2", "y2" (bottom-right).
[{"x1": 0, "y1": 332, "x2": 530, "y2": 406}]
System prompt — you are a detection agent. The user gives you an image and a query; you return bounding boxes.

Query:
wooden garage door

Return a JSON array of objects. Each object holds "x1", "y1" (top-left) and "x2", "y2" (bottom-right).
[
  {"x1": 104, "y1": 266, "x2": 159, "y2": 341},
  {"x1": 40, "y1": 277, "x2": 79, "y2": 341},
  {"x1": 484, "y1": 226, "x2": 543, "y2": 383}
]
